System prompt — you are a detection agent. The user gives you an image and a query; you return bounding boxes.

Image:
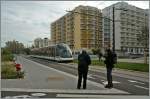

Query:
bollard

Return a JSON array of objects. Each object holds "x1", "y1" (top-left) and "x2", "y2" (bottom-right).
[
  {"x1": 15, "y1": 64, "x2": 21, "y2": 71},
  {"x1": 15, "y1": 64, "x2": 22, "y2": 78}
]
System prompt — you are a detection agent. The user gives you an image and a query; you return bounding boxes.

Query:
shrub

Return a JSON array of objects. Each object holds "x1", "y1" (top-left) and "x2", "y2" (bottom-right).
[
  {"x1": 1, "y1": 48, "x2": 14, "y2": 61},
  {"x1": 1, "y1": 62, "x2": 25, "y2": 79},
  {"x1": 1, "y1": 54, "x2": 14, "y2": 61}
]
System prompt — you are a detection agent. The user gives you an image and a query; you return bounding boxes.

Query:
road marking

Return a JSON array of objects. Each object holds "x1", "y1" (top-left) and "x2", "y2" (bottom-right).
[
  {"x1": 31, "y1": 93, "x2": 46, "y2": 96},
  {"x1": 13, "y1": 95, "x2": 32, "y2": 98},
  {"x1": 1, "y1": 88, "x2": 130, "y2": 94},
  {"x1": 22, "y1": 57, "x2": 129, "y2": 94},
  {"x1": 91, "y1": 74, "x2": 106, "y2": 79},
  {"x1": 134, "y1": 85, "x2": 149, "y2": 90},
  {"x1": 88, "y1": 74, "x2": 95, "y2": 79},
  {"x1": 57, "y1": 94, "x2": 111, "y2": 98},
  {"x1": 128, "y1": 80, "x2": 145, "y2": 85},
  {"x1": 102, "y1": 81, "x2": 120, "y2": 85}
]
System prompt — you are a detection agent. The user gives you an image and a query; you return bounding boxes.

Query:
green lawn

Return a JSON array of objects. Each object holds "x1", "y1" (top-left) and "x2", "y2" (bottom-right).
[{"x1": 73, "y1": 60, "x2": 149, "y2": 72}]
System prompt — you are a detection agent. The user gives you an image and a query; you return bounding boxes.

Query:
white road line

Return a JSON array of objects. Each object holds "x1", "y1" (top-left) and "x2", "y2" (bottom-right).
[
  {"x1": 1, "y1": 88, "x2": 130, "y2": 94},
  {"x1": 57, "y1": 94, "x2": 148, "y2": 98},
  {"x1": 87, "y1": 74, "x2": 95, "y2": 79},
  {"x1": 91, "y1": 74, "x2": 106, "y2": 79},
  {"x1": 128, "y1": 80, "x2": 137, "y2": 83},
  {"x1": 21, "y1": 57, "x2": 129, "y2": 94},
  {"x1": 128, "y1": 80, "x2": 145, "y2": 85},
  {"x1": 13, "y1": 95, "x2": 32, "y2": 98},
  {"x1": 134, "y1": 85, "x2": 149, "y2": 90},
  {"x1": 102, "y1": 81, "x2": 120, "y2": 85},
  {"x1": 31, "y1": 93, "x2": 46, "y2": 97},
  {"x1": 57, "y1": 94, "x2": 111, "y2": 98}
]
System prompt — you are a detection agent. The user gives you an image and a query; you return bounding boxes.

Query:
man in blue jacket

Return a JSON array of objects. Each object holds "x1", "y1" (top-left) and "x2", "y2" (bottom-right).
[{"x1": 77, "y1": 50, "x2": 91, "y2": 89}]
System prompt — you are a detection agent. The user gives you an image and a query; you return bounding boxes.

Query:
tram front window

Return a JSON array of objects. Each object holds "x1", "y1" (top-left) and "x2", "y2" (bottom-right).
[{"x1": 57, "y1": 45, "x2": 72, "y2": 58}]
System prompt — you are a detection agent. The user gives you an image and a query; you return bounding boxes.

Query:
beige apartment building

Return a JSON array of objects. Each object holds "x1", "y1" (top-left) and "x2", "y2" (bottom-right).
[{"x1": 51, "y1": 5, "x2": 103, "y2": 53}]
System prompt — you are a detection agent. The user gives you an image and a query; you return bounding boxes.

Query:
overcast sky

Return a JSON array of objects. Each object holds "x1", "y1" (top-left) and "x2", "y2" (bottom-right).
[{"x1": 1, "y1": 1, "x2": 149, "y2": 47}]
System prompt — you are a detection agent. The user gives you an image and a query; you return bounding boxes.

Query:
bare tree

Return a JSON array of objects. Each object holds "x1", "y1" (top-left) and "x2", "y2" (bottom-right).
[
  {"x1": 5, "y1": 40, "x2": 25, "y2": 54},
  {"x1": 137, "y1": 26, "x2": 149, "y2": 64}
]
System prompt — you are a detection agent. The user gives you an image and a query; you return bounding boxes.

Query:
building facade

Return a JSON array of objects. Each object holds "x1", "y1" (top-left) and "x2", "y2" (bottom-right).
[
  {"x1": 34, "y1": 38, "x2": 42, "y2": 48},
  {"x1": 34, "y1": 38, "x2": 50, "y2": 48},
  {"x1": 43, "y1": 38, "x2": 49, "y2": 47},
  {"x1": 51, "y1": 5, "x2": 103, "y2": 53},
  {"x1": 102, "y1": 2, "x2": 149, "y2": 55}
]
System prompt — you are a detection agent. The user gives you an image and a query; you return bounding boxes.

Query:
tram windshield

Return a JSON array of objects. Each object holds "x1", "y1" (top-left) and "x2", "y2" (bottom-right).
[{"x1": 57, "y1": 45, "x2": 72, "y2": 58}]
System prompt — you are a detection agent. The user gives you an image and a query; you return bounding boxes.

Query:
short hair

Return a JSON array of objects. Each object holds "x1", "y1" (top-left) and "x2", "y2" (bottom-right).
[{"x1": 82, "y1": 50, "x2": 87, "y2": 54}]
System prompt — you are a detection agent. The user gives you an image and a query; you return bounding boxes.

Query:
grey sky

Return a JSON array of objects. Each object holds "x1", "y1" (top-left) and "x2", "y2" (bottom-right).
[{"x1": 1, "y1": 1, "x2": 149, "y2": 47}]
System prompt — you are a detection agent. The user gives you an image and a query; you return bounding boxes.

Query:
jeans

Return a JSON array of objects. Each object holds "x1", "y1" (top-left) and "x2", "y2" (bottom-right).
[
  {"x1": 106, "y1": 67, "x2": 113, "y2": 85},
  {"x1": 77, "y1": 70, "x2": 88, "y2": 89}
]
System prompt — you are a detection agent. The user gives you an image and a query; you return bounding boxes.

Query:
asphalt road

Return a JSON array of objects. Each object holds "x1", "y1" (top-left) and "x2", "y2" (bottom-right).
[
  {"x1": 26, "y1": 56, "x2": 149, "y2": 95},
  {"x1": 1, "y1": 55, "x2": 149, "y2": 98}
]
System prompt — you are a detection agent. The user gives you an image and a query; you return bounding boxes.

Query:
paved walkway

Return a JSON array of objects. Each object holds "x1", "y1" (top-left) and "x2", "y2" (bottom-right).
[
  {"x1": 2, "y1": 56, "x2": 99, "y2": 89},
  {"x1": 1, "y1": 56, "x2": 129, "y2": 95}
]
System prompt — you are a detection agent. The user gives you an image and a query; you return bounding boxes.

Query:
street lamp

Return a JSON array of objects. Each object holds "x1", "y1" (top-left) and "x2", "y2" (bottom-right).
[{"x1": 112, "y1": 5, "x2": 128, "y2": 52}]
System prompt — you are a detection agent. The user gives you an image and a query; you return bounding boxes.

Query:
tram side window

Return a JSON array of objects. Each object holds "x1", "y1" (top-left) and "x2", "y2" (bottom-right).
[
  {"x1": 51, "y1": 47, "x2": 55, "y2": 57},
  {"x1": 44, "y1": 48, "x2": 48, "y2": 56},
  {"x1": 48, "y1": 48, "x2": 51, "y2": 57},
  {"x1": 56, "y1": 48, "x2": 59, "y2": 56}
]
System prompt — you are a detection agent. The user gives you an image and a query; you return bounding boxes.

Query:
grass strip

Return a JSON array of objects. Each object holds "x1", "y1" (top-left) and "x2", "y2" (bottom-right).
[{"x1": 73, "y1": 60, "x2": 149, "y2": 72}]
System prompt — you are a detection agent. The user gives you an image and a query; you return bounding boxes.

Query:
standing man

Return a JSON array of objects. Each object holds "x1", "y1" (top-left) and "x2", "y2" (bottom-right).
[
  {"x1": 104, "y1": 49, "x2": 117, "y2": 88},
  {"x1": 77, "y1": 50, "x2": 91, "y2": 89}
]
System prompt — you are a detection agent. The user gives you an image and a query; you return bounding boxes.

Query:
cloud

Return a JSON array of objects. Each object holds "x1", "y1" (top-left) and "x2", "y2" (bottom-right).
[
  {"x1": 126, "y1": 1, "x2": 149, "y2": 9},
  {"x1": 1, "y1": 1, "x2": 149, "y2": 47}
]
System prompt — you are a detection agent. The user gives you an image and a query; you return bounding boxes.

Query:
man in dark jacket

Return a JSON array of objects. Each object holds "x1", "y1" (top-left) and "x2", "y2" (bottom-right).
[
  {"x1": 104, "y1": 49, "x2": 117, "y2": 88},
  {"x1": 77, "y1": 50, "x2": 91, "y2": 89}
]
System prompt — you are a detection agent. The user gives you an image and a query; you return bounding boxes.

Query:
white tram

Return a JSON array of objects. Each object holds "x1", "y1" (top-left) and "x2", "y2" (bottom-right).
[{"x1": 31, "y1": 43, "x2": 73, "y2": 62}]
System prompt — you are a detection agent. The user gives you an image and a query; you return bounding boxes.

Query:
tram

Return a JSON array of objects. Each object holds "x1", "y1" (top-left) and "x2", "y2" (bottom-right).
[{"x1": 30, "y1": 43, "x2": 73, "y2": 62}]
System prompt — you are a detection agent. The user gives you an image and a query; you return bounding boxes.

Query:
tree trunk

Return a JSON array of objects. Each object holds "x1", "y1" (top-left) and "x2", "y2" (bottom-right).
[{"x1": 144, "y1": 49, "x2": 148, "y2": 64}]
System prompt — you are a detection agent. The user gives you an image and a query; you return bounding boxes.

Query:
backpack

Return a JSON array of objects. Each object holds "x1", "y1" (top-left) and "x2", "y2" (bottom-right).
[{"x1": 112, "y1": 53, "x2": 117, "y2": 64}]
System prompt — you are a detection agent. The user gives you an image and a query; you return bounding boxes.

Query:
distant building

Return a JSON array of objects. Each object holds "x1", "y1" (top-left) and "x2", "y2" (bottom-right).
[
  {"x1": 51, "y1": 5, "x2": 103, "y2": 53},
  {"x1": 34, "y1": 37, "x2": 50, "y2": 48},
  {"x1": 43, "y1": 38, "x2": 49, "y2": 47},
  {"x1": 102, "y1": 2, "x2": 149, "y2": 55},
  {"x1": 34, "y1": 38, "x2": 42, "y2": 48}
]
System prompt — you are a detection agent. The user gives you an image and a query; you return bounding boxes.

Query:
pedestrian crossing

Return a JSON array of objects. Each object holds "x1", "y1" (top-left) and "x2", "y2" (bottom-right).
[
  {"x1": 1, "y1": 88, "x2": 130, "y2": 98},
  {"x1": 1, "y1": 88, "x2": 129, "y2": 94}
]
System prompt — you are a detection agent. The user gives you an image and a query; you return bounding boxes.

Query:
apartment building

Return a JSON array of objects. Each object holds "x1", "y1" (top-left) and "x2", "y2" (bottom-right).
[
  {"x1": 102, "y1": 2, "x2": 149, "y2": 55},
  {"x1": 34, "y1": 37, "x2": 50, "y2": 48},
  {"x1": 43, "y1": 38, "x2": 49, "y2": 47},
  {"x1": 51, "y1": 5, "x2": 103, "y2": 52},
  {"x1": 34, "y1": 38, "x2": 43, "y2": 48}
]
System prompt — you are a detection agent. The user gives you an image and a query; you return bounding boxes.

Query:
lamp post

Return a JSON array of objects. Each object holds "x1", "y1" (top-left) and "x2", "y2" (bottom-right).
[
  {"x1": 112, "y1": 6, "x2": 115, "y2": 52},
  {"x1": 112, "y1": 5, "x2": 128, "y2": 52}
]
